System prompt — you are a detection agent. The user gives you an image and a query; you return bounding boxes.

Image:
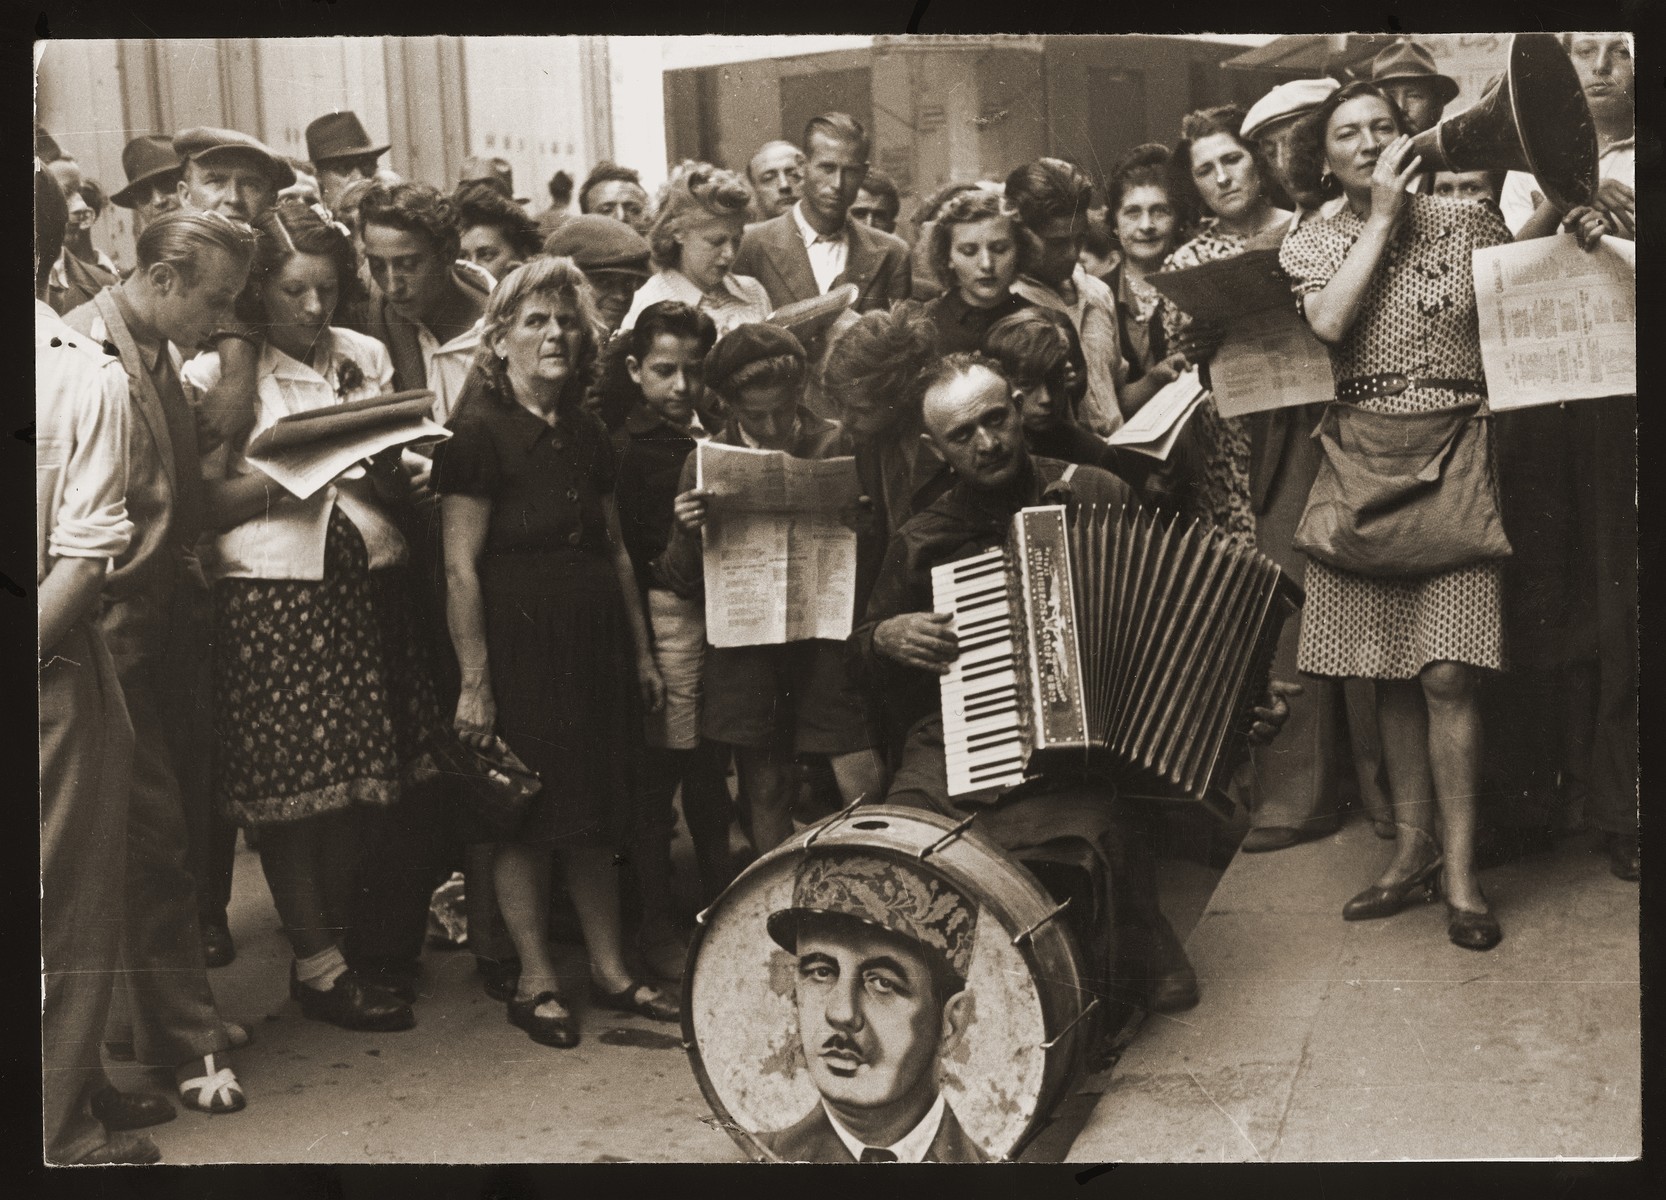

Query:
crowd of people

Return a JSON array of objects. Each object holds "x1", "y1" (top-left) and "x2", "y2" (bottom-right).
[{"x1": 37, "y1": 32, "x2": 1635, "y2": 1165}]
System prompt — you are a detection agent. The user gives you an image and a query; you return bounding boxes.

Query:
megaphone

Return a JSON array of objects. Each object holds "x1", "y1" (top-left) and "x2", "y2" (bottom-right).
[{"x1": 1408, "y1": 32, "x2": 1598, "y2": 212}]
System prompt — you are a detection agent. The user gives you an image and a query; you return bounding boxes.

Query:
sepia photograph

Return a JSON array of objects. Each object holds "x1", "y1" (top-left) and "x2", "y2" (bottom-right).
[{"x1": 32, "y1": 22, "x2": 1638, "y2": 1171}]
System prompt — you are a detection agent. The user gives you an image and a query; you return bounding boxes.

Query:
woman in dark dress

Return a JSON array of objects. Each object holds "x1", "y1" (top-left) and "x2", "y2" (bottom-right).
[
  {"x1": 920, "y1": 188, "x2": 1029, "y2": 354},
  {"x1": 434, "y1": 256, "x2": 677, "y2": 1048}
]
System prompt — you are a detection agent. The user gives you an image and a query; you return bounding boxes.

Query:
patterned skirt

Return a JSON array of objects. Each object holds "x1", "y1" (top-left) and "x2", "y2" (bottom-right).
[
  {"x1": 1297, "y1": 558, "x2": 1505, "y2": 680},
  {"x1": 212, "y1": 506, "x2": 442, "y2": 826}
]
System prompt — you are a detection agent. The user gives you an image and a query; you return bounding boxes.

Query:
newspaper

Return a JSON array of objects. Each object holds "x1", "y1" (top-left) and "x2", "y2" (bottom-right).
[
  {"x1": 1472, "y1": 233, "x2": 1637, "y2": 411},
  {"x1": 246, "y1": 416, "x2": 452, "y2": 499},
  {"x1": 1107, "y1": 367, "x2": 1207, "y2": 460},
  {"x1": 696, "y1": 441, "x2": 861, "y2": 647},
  {"x1": 1146, "y1": 248, "x2": 1336, "y2": 417}
]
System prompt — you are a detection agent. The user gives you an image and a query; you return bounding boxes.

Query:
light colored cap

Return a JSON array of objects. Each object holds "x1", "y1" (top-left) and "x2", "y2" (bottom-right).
[{"x1": 1241, "y1": 78, "x2": 1342, "y2": 140}]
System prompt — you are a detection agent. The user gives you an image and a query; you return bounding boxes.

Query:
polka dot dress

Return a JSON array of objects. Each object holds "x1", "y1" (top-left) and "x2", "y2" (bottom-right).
[
  {"x1": 1160, "y1": 222, "x2": 1259, "y2": 549},
  {"x1": 1279, "y1": 195, "x2": 1513, "y2": 679}
]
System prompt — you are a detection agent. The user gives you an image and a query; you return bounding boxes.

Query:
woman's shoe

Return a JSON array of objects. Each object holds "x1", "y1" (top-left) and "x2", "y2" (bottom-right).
[
  {"x1": 590, "y1": 979, "x2": 680, "y2": 1023},
  {"x1": 176, "y1": 1052, "x2": 245, "y2": 1115},
  {"x1": 476, "y1": 956, "x2": 522, "y2": 1004},
  {"x1": 1446, "y1": 903, "x2": 1503, "y2": 951},
  {"x1": 1342, "y1": 855, "x2": 1443, "y2": 921},
  {"x1": 295, "y1": 969, "x2": 416, "y2": 1032},
  {"x1": 507, "y1": 990, "x2": 580, "y2": 1048}
]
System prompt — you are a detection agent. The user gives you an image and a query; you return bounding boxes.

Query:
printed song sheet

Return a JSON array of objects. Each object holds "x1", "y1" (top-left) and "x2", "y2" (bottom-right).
[
  {"x1": 1146, "y1": 248, "x2": 1336, "y2": 416},
  {"x1": 1107, "y1": 367, "x2": 1207, "y2": 459},
  {"x1": 696, "y1": 441, "x2": 861, "y2": 646},
  {"x1": 1472, "y1": 233, "x2": 1636, "y2": 410},
  {"x1": 245, "y1": 416, "x2": 451, "y2": 499}
]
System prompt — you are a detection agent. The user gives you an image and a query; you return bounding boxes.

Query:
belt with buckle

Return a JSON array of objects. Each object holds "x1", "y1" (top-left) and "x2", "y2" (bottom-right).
[{"x1": 1335, "y1": 373, "x2": 1487, "y2": 401}]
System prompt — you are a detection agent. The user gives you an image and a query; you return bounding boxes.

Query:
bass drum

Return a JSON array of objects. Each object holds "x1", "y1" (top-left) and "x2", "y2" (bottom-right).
[{"x1": 681, "y1": 804, "x2": 1094, "y2": 1163}]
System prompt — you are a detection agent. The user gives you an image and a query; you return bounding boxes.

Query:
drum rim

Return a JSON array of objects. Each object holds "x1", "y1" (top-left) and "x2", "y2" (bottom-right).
[{"x1": 679, "y1": 803, "x2": 1092, "y2": 1164}]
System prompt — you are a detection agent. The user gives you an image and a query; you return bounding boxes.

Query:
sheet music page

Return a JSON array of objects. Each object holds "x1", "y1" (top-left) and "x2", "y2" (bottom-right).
[
  {"x1": 245, "y1": 417, "x2": 452, "y2": 500},
  {"x1": 697, "y1": 441, "x2": 861, "y2": 646},
  {"x1": 1209, "y1": 307, "x2": 1338, "y2": 417},
  {"x1": 1473, "y1": 233, "x2": 1637, "y2": 410},
  {"x1": 1108, "y1": 368, "x2": 1206, "y2": 458}
]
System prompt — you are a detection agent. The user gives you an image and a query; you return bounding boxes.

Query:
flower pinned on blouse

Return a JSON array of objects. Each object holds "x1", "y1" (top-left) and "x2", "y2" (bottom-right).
[
  {"x1": 311, "y1": 203, "x2": 354, "y2": 242},
  {"x1": 335, "y1": 357, "x2": 365, "y2": 398}
]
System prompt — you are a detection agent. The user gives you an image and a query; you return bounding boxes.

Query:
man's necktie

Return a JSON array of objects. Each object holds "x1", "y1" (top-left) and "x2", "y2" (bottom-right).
[{"x1": 858, "y1": 1147, "x2": 898, "y2": 1163}]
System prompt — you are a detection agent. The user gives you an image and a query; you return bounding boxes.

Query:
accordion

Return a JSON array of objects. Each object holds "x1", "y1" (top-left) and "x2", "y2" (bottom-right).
[{"x1": 930, "y1": 503, "x2": 1302, "y2": 810}]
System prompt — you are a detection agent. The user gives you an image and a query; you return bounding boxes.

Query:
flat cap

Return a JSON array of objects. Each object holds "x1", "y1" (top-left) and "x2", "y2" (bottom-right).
[
  {"x1": 542, "y1": 213, "x2": 652, "y2": 274},
  {"x1": 172, "y1": 127, "x2": 295, "y2": 189},
  {"x1": 1241, "y1": 78, "x2": 1342, "y2": 140},
  {"x1": 705, "y1": 323, "x2": 807, "y2": 394}
]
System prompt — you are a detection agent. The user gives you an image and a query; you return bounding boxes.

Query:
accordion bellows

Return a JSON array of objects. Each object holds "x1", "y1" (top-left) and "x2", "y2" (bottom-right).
[{"x1": 932, "y1": 504, "x2": 1302, "y2": 807}]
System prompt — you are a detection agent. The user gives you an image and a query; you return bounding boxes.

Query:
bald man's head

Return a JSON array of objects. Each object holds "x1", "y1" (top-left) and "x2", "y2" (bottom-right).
[{"x1": 919, "y1": 355, "x2": 1027, "y2": 491}]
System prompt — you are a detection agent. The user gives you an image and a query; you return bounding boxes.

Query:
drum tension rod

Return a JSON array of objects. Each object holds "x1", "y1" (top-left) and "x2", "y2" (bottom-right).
[
  {"x1": 916, "y1": 813, "x2": 979, "y2": 861},
  {"x1": 1012, "y1": 897, "x2": 1071, "y2": 948},
  {"x1": 1040, "y1": 997, "x2": 1100, "y2": 1051},
  {"x1": 802, "y1": 789, "x2": 876, "y2": 850}
]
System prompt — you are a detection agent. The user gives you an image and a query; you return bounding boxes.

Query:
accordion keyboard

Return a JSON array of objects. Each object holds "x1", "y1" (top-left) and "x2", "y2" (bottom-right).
[{"x1": 932, "y1": 545, "x2": 1029, "y2": 796}]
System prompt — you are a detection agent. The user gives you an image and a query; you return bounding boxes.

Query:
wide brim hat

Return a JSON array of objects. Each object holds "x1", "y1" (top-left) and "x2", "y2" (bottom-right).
[
  {"x1": 111, "y1": 134, "x2": 185, "y2": 208},
  {"x1": 1367, "y1": 39, "x2": 1461, "y2": 107},
  {"x1": 765, "y1": 850, "x2": 977, "y2": 983},
  {"x1": 1241, "y1": 77, "x2": 1342, "y2": 140},
  {"x1": 765, "y1": 283, "x2": 859, "y2": 347},
  {"x1": 305, "y1": 110, "x2": 390, "y2": 166},
  {"x1": 173, "y1": 127, "x2": 296, "y2": 190}
]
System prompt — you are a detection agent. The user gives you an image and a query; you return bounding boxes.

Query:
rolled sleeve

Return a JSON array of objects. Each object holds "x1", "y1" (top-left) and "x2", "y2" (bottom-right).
[{"x1": 49, "y1": 360, "x2": 133, "y2": 565}]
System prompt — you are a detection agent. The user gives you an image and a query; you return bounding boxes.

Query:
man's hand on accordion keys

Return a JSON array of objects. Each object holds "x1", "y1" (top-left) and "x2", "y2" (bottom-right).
[
  {"x1": 873, "y1": 612, "x2": 959, "y2": 674},
  {"x1": 1246, "y1": 679, "x2": 1303, "y2": 746}
]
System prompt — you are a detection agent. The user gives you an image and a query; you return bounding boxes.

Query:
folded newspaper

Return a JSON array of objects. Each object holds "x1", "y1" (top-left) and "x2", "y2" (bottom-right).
[
  {"x1": 244, "y1": 389, "x2": 451, "y2": 499},
  {"x1": 1107, "y1": 367, "x2": 1207, "y2": 460}
]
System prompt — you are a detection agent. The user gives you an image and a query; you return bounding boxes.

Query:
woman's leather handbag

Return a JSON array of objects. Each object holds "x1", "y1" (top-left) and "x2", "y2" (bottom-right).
[
  {"x1": 417, "y1": 733, "x2": 542, "y2": 839},
  {"x1": 1293, "y1": 401, "x2": 1512, "y2": 578}
]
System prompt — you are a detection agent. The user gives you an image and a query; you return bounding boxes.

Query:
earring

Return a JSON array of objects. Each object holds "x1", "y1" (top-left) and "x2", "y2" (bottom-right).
[{"x1": 1320, "y1": 167, "x2": 1334, "y2": 187}]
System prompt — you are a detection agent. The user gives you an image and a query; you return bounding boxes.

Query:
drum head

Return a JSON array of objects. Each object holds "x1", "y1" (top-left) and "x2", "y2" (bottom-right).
[{"x1": 683, "y1": 806, "x2": 1083, "y2": 1163}]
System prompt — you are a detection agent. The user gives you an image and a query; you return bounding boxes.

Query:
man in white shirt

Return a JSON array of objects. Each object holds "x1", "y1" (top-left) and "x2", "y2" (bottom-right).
[
  {"x1": 757, "y1": 852, "x2": 987, "y2": 1162},
  {"x1": 37, "y1": 164, "x2": 159, "y2": 1166},
  {"x1": 732, "y1": 112, "x2": 912, "y2": 318},
  {"x1": 1005, "y1": 157, "x2": 1124, "y2": 435}
]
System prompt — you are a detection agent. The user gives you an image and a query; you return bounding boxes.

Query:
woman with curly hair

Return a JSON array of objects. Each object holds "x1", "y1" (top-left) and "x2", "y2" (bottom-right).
[
  {"x1": 622, "y1": 163, "x2": 771, "y2": 335},
  {"x1": 1102, "y1": 144, "x2": 1192, "y2": 417},
  {"x1": 184, "y1": 198, "x2": 443, "y2": 1034},
  {"x1": 919, "y1": 188, "x2": 1029, "y2": 355},
  {"x1": 453, "y1": 183, "x2": 546, "y2": 283},
  {"x1": 434, "y1": 257, "x2": 677, "y2": 1048},
  {"x1": 1156, "y1": 105, "x2": 1293, "y2": 548}
]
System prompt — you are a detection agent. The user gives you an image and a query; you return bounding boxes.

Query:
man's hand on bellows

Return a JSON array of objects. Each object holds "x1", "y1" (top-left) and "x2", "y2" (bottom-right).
[
  {"x1": 874, "y1": 613, "x2": 958, "y2": 674},
  {"x1": 1247, "y1": 679, "x2": 1303, "y2": 745}
]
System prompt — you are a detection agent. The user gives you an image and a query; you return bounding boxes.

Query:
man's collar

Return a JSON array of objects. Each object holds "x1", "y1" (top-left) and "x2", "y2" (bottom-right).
[
  {"x1": 820, "y1": 1095, "x2": 948, "y2": 1164},
  {"x1": 110, "y1": 287, "x2": 166, "y2": 367},
  {"x1": 792, "y1": 201, "x2": 846, "y2": 247}
]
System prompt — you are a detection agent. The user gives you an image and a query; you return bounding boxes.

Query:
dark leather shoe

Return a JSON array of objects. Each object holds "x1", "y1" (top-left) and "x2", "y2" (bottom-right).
[
  {"x1": 200, "y1": 920, "x2": 236, "y2": 968},
  {"x1": 296, "y1": 970, "x2": 416, "y2": 1032},
  {"x1": 1343, "y1": 856, "x2": 1443, "y2": 921},
  {"x1": 1446, "y1": 903, "x2": 1503, "y2": 951},
  {"x1": 1145, "y1": 918, "x2": 1200, "y2": 1013},
  {"x1": 476, "y1": 956, "x2": 522, "y2": 1004},
  {"x1": 1604, "y1": 833, "x2": 1640, "y2": 882},
  {"x1": 1240, "y1": 818, "x2": 1339, "y2": 854},
  {"x1": 91, "y1": 1087, "x2": 176, "y2": 1131},
  {"x1": 508, "y1": 990, "x2": 580, "y2": 1048},
  {"x1": 71, "y1": 1135, "x2": 162, "y2": 1165},
  {"x1": 356, "y1": 961, "x2": 420, "y2": 1004}
]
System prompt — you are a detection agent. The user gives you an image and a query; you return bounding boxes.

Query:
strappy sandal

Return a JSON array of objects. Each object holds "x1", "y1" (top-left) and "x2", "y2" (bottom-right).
[
  {"x1": 590, "y1": 979, "x2": 680, "y2": 1023},
  {"x1": 507, "y1": 990, "x2": 580, "y2": 1048},
  {"x1": 176, "y1": 1052, "x2": 245, "y2": 1115}
]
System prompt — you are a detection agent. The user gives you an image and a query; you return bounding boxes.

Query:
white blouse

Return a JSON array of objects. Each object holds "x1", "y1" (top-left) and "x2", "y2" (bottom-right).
[
  {"x1": 183, "y1": 327, "x2": 409, "y2": 582},
  {"x1": 620, "y1": 269, "x2": 773, "y2": 336}
]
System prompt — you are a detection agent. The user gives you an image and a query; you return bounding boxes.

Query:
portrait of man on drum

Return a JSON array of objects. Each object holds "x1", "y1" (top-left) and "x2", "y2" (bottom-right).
[{"x1": 758, "y1": 851, "x2": 990, "y2": 1163}]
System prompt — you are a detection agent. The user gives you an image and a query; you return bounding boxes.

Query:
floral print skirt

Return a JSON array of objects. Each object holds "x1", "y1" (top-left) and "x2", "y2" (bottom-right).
[{"x1": 212, "y1": 506, "x2": 441, "y2": 827}]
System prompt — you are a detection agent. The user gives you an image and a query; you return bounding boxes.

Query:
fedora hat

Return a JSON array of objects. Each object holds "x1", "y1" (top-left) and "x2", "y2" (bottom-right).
[
  {"x1": 306, "y1": 111, "x2": 390, "y2": 166},
  {"x1": 1368, "y1": 39, "x2": 1460, "y2": 107},
  {"x1": 173, "y1": 127, "x2": 296, "y2": 190},
  {"x1": 460, "y1": 156, "x2": 530, "y2": 205},
  {"x1": 111, "y1": 134, "x2": 185, "y2": 208}
]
